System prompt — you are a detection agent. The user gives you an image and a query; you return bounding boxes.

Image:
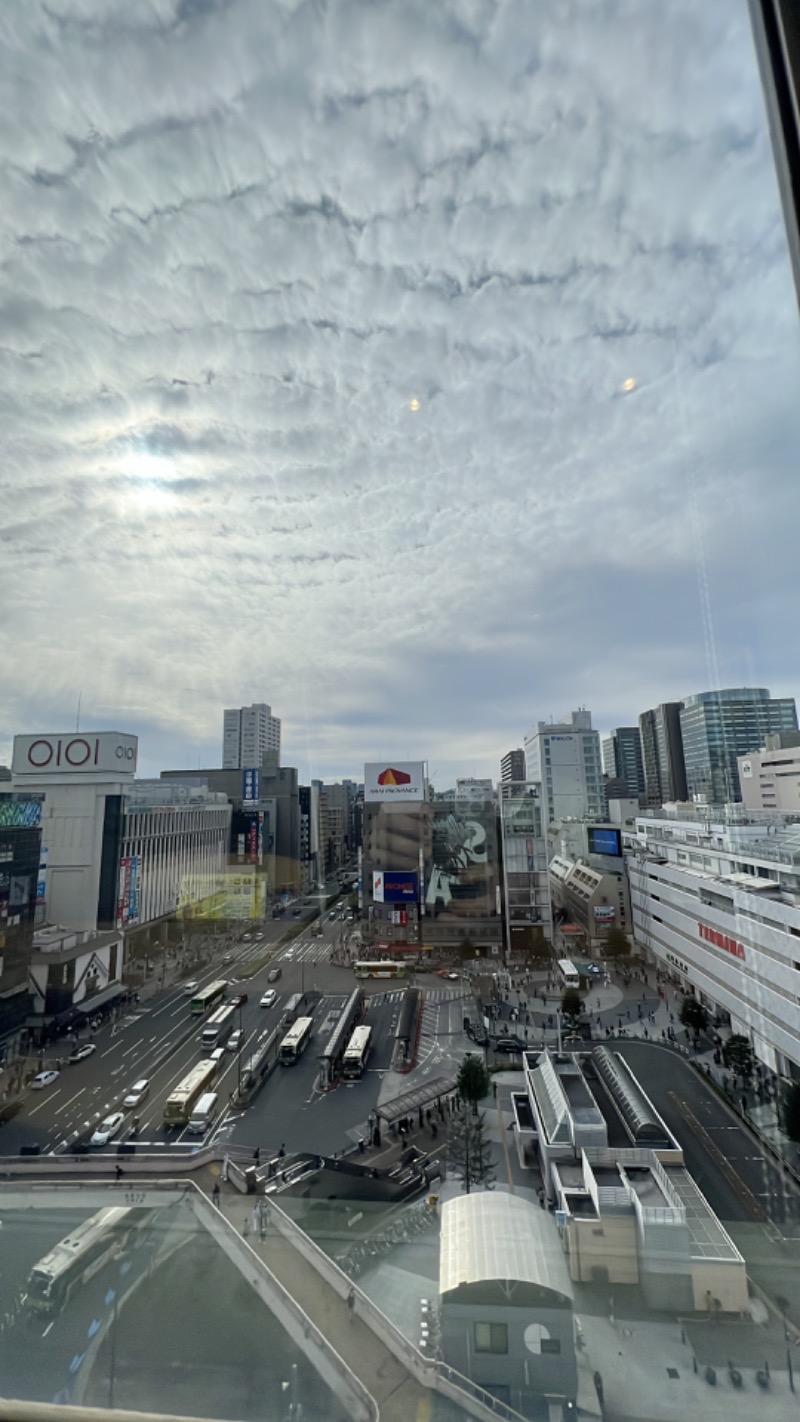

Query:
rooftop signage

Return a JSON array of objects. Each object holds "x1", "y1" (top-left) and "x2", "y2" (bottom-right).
[{"x1": 13, "y1": 732, "x2": 138, "y2": 777}]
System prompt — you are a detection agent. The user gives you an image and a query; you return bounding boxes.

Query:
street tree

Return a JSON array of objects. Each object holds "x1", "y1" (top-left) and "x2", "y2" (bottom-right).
[
  {"x1": 722, "y1": 1034, "x2": 753, "y2": 1078},
  {"x1": 561, "y1": 987, "x2": 584, "y2": 1021},
  {"x1": 457, "y1": 1053, "x2": 491, "y2": 1115},
  {"x1": 783, "y1": 1083, "x2": 800, "y2": 1144},
  {"x1": 679, "y1": 998, "x2": 707, "y2": 1034},
  {"x1": 447, "y1": 1106, "x2": 496, "y2": 1194},
  {"x1": 603, "y1": 926, "x2": 630, "y2": 958}
]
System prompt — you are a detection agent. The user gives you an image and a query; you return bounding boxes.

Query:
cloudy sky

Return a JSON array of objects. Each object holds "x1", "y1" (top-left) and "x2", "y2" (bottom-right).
[{"x1": 1, "y1": 0, "x2": 799, "y2": 785}]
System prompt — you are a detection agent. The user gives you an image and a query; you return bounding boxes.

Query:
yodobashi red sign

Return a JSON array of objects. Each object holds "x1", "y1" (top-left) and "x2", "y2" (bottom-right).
[
  {"x1": 13, "y1": 732, "x2": 138, "y2": 776},
  {"x1": 698, "y1": 922, "x2": 745, "y2": 960},
  {"x1": 364, "y1": 761, "x2": 426, "y2": 803}
]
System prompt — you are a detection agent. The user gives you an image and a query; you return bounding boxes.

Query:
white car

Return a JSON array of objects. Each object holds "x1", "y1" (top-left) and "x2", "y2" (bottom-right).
[
  {"x1": 242, "y1": 933, "x2": 252, "y2": 941},
  {"x1": 260, "y1": 989, "x2": 277, "y2": 1008},
  {"x1": 227, "y1": 1028, "x2": 245, "y2": 1052},
  {"x1": 184, "y1": 981, "x2": 199, "y2": 994},
  {"x1": 90, "y1": 1111, "x2": 125, "y2": 1147},
  {"x1": 30, "y1": 1070, "x2": 60, "y2": 1090},
  {"x1": 68, "y1": 1043, "x2": 97, "y2": 1064},
  {"x1": 122, "y1": 1079, "x2": 150, "y2": 1109}
]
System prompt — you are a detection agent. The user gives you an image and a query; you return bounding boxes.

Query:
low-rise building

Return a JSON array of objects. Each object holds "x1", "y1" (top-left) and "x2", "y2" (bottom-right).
[
  {"x1": 549, "y1": 853, "x2": 630, "y2": 953},
  {"x1": 511, "y1": 1046, "x2": 748, "y2": 1314},
  {"x1": 439, "y1": 1192, "x2": 577, "y2": 1414},
  {"x1": 738, "y1": 732, "x2": 800, "y2": 812},
  {"x1": 29, "y1": 923, "x2": 125, "y2": 1029}
]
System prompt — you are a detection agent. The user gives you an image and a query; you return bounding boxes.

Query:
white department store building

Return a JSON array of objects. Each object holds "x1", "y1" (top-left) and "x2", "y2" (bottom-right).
[{"x1": 629, "y1": 807, "x2": 800, "y2": 1078}]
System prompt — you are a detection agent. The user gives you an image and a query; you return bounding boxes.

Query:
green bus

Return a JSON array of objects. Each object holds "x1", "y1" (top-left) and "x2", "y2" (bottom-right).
[
  {"x1": 190, "y1": 979, "x2": 228, "y2": 1016},
  {"x1": 353, "y1": 961, "x2": 407, "y2": 980}
]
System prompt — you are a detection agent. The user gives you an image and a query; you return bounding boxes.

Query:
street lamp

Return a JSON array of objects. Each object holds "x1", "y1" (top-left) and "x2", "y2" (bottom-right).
[{"x1": 237, "y1": 999, "x2": 244, "y2": 1097}]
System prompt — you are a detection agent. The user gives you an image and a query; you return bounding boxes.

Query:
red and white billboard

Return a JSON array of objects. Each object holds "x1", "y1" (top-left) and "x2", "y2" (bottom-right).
[{"x1": 364, "y1": 761, "x2": 426, "y2": 802}]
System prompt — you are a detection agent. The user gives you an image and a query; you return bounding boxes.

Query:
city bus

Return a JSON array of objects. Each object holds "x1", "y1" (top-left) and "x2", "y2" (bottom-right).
[
  {"x1": 26, "y1": 1207, "x2": 152, "y2": 1315},
  {"x1": 163, "y1": 1059, "x2": 218, "y2": 1126},
  {"x1": 278, "y1": 1016, "x2": 314, "y2": 1065},
  {"x1": 557, "y1": 959, "x2": 580, "y2": 989},
  {"x1": 353, "y1": 961, "x2": 407, "y2": 980},
  {"x1": 190, "y1": 980, "x2": 228, "y2": 1016},
  {"x1": 200, "y1": 1000, "x2": 239, "y2": 1050},
  {"x1": 341, "y1": 1024, "x2": 373, "y2": 1079}
]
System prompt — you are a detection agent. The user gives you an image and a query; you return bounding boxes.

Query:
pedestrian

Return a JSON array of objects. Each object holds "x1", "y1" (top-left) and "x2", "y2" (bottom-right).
[
  {"x1": 347, "y1": 1287, "x2": 356, "y2": 1322},
  {"x1": 115, "y1": 1164, "x2": 124, "y2": 1182},
  {"x1": 212, "y1": 1181, "x2": 221, "y2": 1208},
  {"x1": 253, "y1": 1147, "x2": 260, "y2": 1165},
  {"x1": 278, "y1": 1142, "x2": 286, "y2": 1159}
]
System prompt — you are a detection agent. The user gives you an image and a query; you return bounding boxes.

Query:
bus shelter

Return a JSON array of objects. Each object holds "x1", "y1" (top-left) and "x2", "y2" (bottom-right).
[{"x1": 377, "y1": 1074, "x2": 458, "y2": 1128}]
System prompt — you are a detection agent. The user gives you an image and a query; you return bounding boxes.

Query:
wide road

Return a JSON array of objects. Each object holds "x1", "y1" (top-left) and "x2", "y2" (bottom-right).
[
  {"x1": 0, "y1": 900, "x2": 327, "y2": 1155},
  {"x1": 1, "y1": 901, "x2": 475, "y2": 1160}
]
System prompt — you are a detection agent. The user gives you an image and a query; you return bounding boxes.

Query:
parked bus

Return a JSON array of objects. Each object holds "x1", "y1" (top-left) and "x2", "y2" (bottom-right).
[
  {"x1": 190, "y1": 980, "x2": 228, "y2": 1016},
  {"x1": 200, "y1": 1000, "x2": 239, "y2": 1050},
  {"x1": 280, "y1": 991, "x2": 308, "y2": 1027},
  {"x1": 26, "y1": 1207, "x2": 152, "y2": 1315},
  {"x1": 163, "y1": 1059, "x2": 218, "y2": 1126},
  {"x1": 557, "y1": 959, "x2": 580, "y2": 989},
  {"x1": 353, "y1": 961, "x2": 407, "y2": 980},
  {"x1": 278, "y1": 1016, "x2": 313, "y2": 1065},
  {"x1": 341, "y1": 1024, "x2": 373, "y2": 1079}
]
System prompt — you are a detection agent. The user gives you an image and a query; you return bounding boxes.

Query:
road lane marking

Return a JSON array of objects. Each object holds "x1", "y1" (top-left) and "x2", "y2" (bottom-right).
[
  {"x1": 54, "y1": 1088, "x2": 86, "y2": 1116},
  {"x1": 122, "y1": 1039, "x2": 144, "y2": 1058}
]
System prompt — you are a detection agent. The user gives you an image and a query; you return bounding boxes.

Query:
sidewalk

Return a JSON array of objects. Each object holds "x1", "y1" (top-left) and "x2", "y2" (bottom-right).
[{"x1": 214, "y1": 1191, "x2": 432, "y2": 1422}]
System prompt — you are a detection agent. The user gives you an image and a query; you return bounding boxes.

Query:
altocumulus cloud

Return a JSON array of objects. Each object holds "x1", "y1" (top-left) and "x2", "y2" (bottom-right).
[{"x1": 0, "y1": 0, "x2": 799, "y2": 781}]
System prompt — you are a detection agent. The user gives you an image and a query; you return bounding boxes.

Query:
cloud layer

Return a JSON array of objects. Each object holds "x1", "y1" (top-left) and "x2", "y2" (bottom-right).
[{"x1": 1, "y1": 0, "x2": 799, "y2": 783}]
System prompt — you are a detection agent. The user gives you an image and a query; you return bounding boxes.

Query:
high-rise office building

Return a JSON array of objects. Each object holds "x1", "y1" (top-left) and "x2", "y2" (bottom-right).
[
  {"x1": 523, "y1": 710, "x2": 604, "y2": 825},
  {"x1": 601, "y1": 728, "x2": 645, "y2": 800},
  {"x1": 638, "y1": 703, "x2": 688, "y2": 807},
  {"x1": 500, "y1": 749, "x2": 525, "y2": 783},
  {"x1": 222, "y1": 703, "x2": 281, "y2": 769},
  {"x1": 680, "y1": 687, "x2": 799, "y2": 804}
]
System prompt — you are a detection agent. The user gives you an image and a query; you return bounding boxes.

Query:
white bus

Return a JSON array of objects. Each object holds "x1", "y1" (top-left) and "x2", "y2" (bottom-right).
[
  {"x1": 164, "y1": 1058, "x2": 217, "y2": 1125},
  {"x1": 341, "y1": 1024, "x2": 372, "y2": 1080},
  {"x1": 278, "y1": 1016, "x2": 313, "y2": 1065},
  {"x1": 200, "y1": 1000, "x2": 239, "y2": 1050},
  {"x1": 26, "y1": 1208, "x2": 151, "y2": 1315},
  {"x1": 557, "y1": 958, "x2": 580, "y2": 989}
]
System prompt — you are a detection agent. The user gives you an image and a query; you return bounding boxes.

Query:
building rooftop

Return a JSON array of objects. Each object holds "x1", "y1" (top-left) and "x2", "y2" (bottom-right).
[{"x1": 440, "y1": 1192, "x2": 573, "y2": 1303}]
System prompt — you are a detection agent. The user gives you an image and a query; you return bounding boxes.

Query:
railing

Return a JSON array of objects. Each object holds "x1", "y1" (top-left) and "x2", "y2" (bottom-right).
[{"x1": 268, "y1": 1198, "x2": 538, "y2": 1422}]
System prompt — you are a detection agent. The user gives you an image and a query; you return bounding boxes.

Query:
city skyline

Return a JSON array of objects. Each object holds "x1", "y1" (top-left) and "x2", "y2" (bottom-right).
[{"x1": 2, "y1": 0, "x2": 800, "y2": 784}]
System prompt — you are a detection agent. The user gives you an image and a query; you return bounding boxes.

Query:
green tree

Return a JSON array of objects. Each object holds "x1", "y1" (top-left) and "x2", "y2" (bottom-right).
[
  {"x1": 561, "y1": 987, "x2": 584, "y2": 1021},
  {"x1": 722, "y1": 1034, "x2": 753, "y2": 1077},
  {"x1": 447, "y1": 1106, "x2": 496, "y2": 1194},
  {"x1": 457, "y1": 1053, "x2": 491, "y2": 1115},
  {"x1": 782, "y1": 1083, "x2": 800, "y2": 1144},
  {"x1": 679, "y1": 998, "x2": 707, "y2": 1034},
  {"x1": 603, "y1": 926, "x2": 630, "y2": 958}
]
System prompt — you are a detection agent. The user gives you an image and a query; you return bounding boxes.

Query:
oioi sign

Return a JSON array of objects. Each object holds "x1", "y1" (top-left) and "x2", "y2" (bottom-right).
[{"x1": 13, "y1": 732, "x2": 138, "y2": 775}]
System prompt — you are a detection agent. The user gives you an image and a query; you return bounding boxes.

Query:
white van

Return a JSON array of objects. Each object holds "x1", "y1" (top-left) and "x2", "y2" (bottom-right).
[{"x1": 187, "y1": 1091, "x2": 218, "y2": 1135}]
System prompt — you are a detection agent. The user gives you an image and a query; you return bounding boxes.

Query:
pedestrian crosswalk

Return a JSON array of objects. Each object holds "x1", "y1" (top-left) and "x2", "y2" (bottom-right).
[{"x1": 369, "y1": 987, "x2": 465, "y2": 1007}]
